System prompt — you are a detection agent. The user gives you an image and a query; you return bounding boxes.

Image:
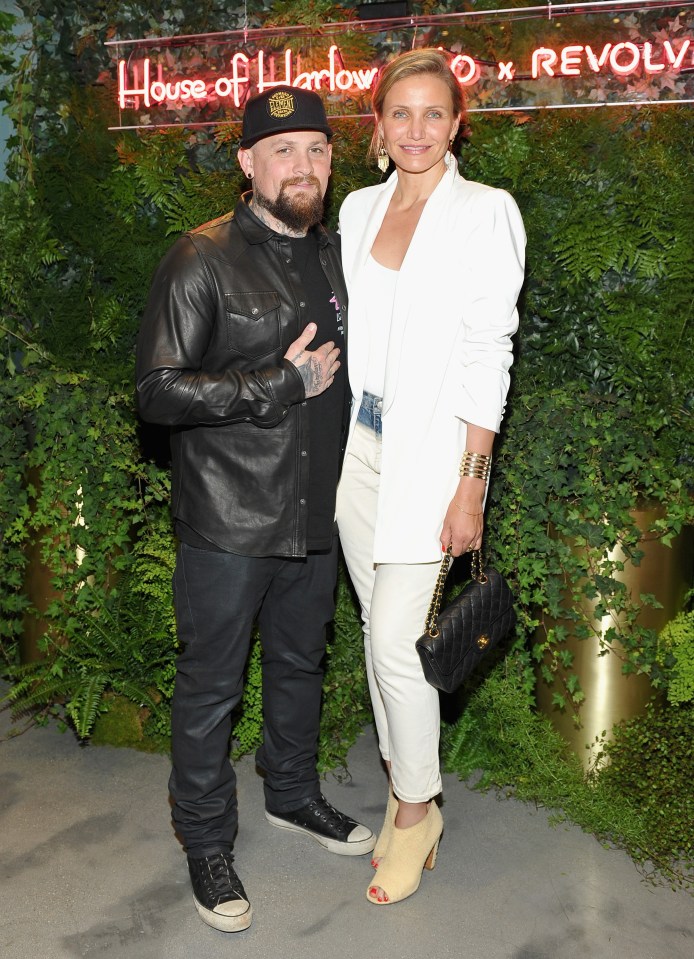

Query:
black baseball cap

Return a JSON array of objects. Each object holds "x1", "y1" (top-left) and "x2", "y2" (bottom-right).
[{"x1": 240, "y1": 86, "x2": 334, "y2": 148}]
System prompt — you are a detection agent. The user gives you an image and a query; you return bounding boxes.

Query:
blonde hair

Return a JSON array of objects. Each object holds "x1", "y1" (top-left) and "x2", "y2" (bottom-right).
[{"x1": 368, "y1": 49, "x2": 465, "y2": 162}]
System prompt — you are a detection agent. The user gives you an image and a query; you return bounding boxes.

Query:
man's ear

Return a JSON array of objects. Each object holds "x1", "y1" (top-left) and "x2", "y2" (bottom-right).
[{"x1": 238, "y1": 147, "x2": 253, "y2": 178}]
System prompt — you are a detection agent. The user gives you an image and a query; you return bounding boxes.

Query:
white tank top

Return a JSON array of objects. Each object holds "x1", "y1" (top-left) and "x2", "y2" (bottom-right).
[{"x1": 363, "y1": 254, "x2": 399, "y2": 398}]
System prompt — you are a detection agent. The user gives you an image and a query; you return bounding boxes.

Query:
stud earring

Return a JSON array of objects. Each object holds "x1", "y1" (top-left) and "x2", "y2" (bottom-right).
[{"x1": 377, "y1": 138, "x2": 389, "y2": 174}]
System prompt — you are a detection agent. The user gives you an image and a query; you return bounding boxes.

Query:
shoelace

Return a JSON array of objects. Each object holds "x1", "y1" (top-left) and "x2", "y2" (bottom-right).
[
  {"x1": 202, "y1": 854, "x2": 244, "y2": 900},
  {"x1": 309, "y1": 797, "x2": 349, "y2": 828}
]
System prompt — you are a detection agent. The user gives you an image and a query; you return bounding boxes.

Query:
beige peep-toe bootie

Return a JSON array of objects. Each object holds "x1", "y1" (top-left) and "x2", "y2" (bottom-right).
[
  {"x1": 366, "y1": 801, "x2": 443, "y2": 905},
  {"x1": 371, "y1": 785, "x2": 397, "y2": 868}
]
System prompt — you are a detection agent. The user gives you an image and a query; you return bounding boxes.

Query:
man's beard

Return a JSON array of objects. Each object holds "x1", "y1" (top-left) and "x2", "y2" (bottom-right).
[{"x1": 253, "y1": 177, "x2": 325, "y2": 233}]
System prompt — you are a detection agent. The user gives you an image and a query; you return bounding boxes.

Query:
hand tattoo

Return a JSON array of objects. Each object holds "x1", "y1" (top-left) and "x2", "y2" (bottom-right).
[{"x1": 298, "y1": 356, "x2": 327, "y2": 398}]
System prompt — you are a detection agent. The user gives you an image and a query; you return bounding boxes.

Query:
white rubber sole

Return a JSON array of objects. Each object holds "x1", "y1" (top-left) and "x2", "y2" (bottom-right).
[
  {"x1": 265, "y1": 811, "x2": 376, "y2": 856},
  {"x1": 193, "y1": 895, "x2": 253, "y2": 933}
]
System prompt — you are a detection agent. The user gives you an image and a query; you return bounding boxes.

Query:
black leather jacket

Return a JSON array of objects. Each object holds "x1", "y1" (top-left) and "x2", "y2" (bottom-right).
[{"x1": 136, "y1": 196, "x2": 349, "y2": 557}]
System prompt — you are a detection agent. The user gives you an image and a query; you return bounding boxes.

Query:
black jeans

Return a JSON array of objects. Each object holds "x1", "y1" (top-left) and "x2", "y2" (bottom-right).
[{"x1": 170, "y1": 540, "x2": 338, "y2": 857}]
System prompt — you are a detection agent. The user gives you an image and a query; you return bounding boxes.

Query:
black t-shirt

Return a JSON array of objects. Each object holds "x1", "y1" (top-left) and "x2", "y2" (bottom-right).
[{"x1": 289, "y1": 232, "x2": 347, "y2": 551}]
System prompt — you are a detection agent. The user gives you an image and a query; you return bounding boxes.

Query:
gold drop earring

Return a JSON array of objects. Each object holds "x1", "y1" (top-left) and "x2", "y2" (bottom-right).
[{"x1": 377, "y1": 136, "x2": 389, "y2": 173}]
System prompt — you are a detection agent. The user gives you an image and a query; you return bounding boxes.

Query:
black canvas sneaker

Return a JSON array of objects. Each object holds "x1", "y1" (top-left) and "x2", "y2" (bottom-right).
[
  {"x1": 187, "y1": 852, "x2": 252, "y2": 933},
  {"x1": 266, "y1": 794, "x2": 376, "y2": 856}
]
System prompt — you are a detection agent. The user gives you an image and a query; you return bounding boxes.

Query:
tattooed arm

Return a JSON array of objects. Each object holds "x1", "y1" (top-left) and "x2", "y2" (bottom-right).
[{"x1": 284, "y1": 322, "x2": 341, "y2": 399}]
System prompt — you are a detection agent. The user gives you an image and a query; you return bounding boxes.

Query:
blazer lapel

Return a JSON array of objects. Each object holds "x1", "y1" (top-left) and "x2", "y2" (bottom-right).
[
  {"x1": 346, "y1": 175, "x2": 398, "y2": 404},
  {"x1": 383, "y1": 155, "x2": 458, "y2": 412},
  {"x1": 351, "y1": 174, "x2": 398, "y2": 278}
]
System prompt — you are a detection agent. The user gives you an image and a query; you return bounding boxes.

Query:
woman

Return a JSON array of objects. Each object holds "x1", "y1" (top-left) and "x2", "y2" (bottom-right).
[{"x1": 336, "y1": 49, "x2": 526, "y2": 905}]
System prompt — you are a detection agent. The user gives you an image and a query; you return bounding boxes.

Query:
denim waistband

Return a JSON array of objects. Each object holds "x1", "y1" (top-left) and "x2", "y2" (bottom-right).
[{"x1": 357, "y1": 391, "x2": 383, "y2": 435}]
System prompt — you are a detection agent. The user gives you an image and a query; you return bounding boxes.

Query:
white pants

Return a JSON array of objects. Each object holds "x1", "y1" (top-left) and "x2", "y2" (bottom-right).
[{"x1": 336, "y1": 422, "x2": 442, "y2": 802}]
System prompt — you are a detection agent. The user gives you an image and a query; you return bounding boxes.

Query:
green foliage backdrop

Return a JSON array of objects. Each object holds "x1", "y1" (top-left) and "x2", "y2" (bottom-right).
[{"x1": 1, "y1": 0, "x2": 692, "y2": 883}]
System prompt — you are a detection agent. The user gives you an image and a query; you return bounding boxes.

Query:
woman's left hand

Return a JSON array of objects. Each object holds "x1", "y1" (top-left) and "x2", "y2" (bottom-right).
[{"x1": 440, "y1": 480, "x2": 485, "y2": 557}]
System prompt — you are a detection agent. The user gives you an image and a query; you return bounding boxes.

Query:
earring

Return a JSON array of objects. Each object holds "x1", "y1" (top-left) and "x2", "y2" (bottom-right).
[
  {"x1": 246, "y1": 171, "x2": 253, "y2": 180},
  {"x1": 377, "y1": 138, "x2": 389, "y2": 174}
]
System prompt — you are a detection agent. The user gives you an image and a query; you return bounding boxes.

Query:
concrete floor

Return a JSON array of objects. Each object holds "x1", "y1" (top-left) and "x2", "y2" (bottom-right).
[{"x1": 1, "y1": 700, "x2": 692, "y2": 959}]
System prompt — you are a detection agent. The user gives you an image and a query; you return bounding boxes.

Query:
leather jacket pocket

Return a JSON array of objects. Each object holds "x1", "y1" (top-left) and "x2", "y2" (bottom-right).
[{"x1": 224, "y1": 291, "x2": 282, "y2": 358}]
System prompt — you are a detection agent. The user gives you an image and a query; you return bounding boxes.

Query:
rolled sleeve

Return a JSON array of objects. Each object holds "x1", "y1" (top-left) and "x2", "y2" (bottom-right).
[{"x1": 456, "y1": 189, "x2": 526, "y2": 432}]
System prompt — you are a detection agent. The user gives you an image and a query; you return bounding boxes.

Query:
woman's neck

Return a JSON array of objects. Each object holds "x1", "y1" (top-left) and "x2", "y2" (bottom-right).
[{"x1": 391, "y1": 157, "x2": 447, "y2": 209}]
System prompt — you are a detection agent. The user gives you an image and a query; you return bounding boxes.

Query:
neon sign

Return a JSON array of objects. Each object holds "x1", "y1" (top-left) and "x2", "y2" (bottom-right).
[
  {"x1": 116, "y1": 37, "x2": 693, "y2": 109},
  {"x1": 531, "y1": 39, "x2": 692, "y2": 78},
  {"x1": 117, "y1": 48, "x2": 380, "y2": 109},
  {"x1": 106, "y1": 2, "x2": 694, "y2": 129}
]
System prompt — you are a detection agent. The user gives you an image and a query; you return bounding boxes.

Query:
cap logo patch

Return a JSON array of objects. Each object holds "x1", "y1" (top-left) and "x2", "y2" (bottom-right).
[{"x1": 267, "y1": 91, "x2": 295, "y2": 119}]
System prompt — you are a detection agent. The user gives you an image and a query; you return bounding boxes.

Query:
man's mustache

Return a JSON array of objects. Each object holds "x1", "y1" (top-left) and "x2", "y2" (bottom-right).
[{"x1": 281, "y1": 176, "x2": 321, "y2": 189}]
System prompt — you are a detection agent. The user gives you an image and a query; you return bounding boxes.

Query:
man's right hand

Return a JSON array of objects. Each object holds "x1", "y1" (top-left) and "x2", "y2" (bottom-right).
[{"x1": 284, "y1": 323, "x2": 341, "y2": 399}]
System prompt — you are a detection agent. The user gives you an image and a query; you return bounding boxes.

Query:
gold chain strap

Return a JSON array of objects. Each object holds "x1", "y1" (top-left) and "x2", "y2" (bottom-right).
[{"x1": 423, "y1": 547, "x2": 488, "y2": 638}]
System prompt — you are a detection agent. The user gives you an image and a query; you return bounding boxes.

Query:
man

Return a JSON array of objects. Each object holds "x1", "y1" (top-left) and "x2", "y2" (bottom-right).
[{"x1": 136, "y1": 86, "x2": 374, "y2": 934}]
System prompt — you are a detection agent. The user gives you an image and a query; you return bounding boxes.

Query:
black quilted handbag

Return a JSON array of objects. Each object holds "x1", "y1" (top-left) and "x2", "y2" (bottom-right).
[{"x1": 415, "y1": 548, "x2": 516, "y2": 694}]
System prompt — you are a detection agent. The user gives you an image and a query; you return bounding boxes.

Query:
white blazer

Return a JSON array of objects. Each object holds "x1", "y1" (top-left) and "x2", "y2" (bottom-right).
[{"x1": 338, "y1": 153, "x2": 526, "y2": 564}]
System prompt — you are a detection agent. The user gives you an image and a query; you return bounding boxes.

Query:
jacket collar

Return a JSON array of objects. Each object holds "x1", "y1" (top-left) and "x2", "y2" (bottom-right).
[{"x1": 235, "y1": 192, "x2": 335, "y2": 249}]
